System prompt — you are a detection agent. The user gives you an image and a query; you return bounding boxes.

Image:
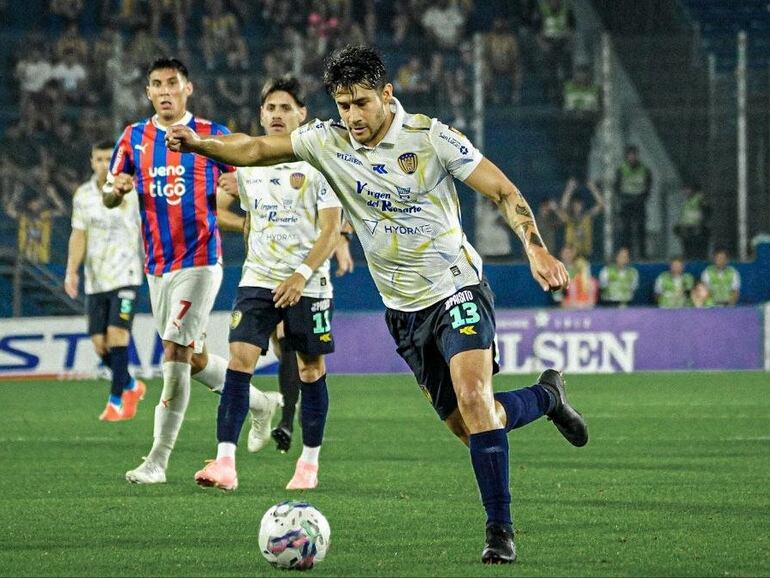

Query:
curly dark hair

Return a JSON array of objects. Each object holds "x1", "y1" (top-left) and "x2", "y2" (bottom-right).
[
  {"x1": 260, "y1": 75, "x2": 306, "y2": 107},
  {"x1": 323, "y1": 45, "x2": 388, "y2": 96},
  {"x1": 147, "y1": 57, "x2": 189, "y2": 80}
]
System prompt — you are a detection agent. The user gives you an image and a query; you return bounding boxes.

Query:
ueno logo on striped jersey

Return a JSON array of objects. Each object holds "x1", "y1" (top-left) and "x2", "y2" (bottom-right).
[{"x1": 148, "y1": 165, "x2": 187, "y2": 205}]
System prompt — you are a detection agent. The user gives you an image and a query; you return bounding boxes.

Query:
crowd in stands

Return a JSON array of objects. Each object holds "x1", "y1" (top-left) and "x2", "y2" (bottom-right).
[
  {"x1": 1, "y1": 1, "x2": 599, "y2": 247},
  {"x1": 3, "y1": 0, "x2": 737, "y2": 310}
]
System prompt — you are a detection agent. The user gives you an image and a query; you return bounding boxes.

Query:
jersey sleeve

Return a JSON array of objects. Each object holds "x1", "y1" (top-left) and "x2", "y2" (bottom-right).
[
  {"x1": 312, "y1": 170, "x2": 342, "y2": 211},
  {"x1": 70, "y1": 189, "x2": 87, "y2": 230},
  {"x1": 291, "y1": 120, "x2": 328, "y2": 167},
  {"x1": 103, "y1": 127, "x2": 135, "y2": 196},
  {"x1": 428, "y1": 119, "x2": 483, "y2": 182},
  {"x1": 108, "y1": 126, "x2": 135, "y2": 177}
]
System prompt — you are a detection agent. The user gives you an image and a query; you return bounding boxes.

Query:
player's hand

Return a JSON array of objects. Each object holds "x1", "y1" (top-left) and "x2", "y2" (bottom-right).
[
  {"x1": 218, "y1": 172, "x2": 238, "y2": 198},
  {"x1": 334, "y1": 239, "x2": 354, "y2": 277},
  {"x1": 273, "y1": 273, "x2": 306, "y2": 308},
  {"x1": 64, "y1": 271, "x2": 79, "y2": 299},
  {"x1": 166, "y1": 124, "x2": 200, "y2": 153},
  {"x1": 528, "y1": 246, "x2": 570, "y2": 292},
  {"x1": 113, "y1": 173, "x2": 134, "y2": 197}
]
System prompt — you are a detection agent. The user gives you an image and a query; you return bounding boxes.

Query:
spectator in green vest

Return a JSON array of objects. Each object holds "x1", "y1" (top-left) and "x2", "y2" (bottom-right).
[
  {"x1": 560, "y1": 65, "x2": 601, "y2": 179},
  {"x1": 563, "y1": 64, "x2": 600, "y2": 116},
  {"x1": 615, "y1": 145, "x2": 652, "y2": 259},
  {"x1": 533, "y1": 0, "x2": 575, "y2": 103},
  {"x1": 654, "y1": 256, "x2": 694, "y2": 308},
  {"x1": 701, "y1": 248, "x2": 740, "y2": 306},
  {"x1": 598, "y1": 246, "x2": 639, "y2": 307},
  {"x1": 673, "y1": 183, "x2": 710, "y2": 260}
]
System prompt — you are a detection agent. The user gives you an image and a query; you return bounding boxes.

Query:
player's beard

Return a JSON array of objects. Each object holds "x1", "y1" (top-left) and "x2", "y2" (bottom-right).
[{"x1": 351, "y1": 106, "x2": 387, "y2": 146}]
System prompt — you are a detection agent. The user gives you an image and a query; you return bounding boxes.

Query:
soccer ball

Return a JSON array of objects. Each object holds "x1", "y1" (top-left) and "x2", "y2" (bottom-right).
[{"x1": 258, "y1": 500, "x2": 331, "y2": 570}]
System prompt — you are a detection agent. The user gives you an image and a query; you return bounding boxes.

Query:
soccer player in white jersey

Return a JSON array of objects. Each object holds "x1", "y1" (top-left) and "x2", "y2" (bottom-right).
[
  {"x1": 194, "y1": 76, "x2": 343, "y2": 491},
  {"x1": 65, "y1": 140, "x2": 146, "y2": 422},
  {"x1": 167, "y1": 45, "x2": 588, "y2": 564}
]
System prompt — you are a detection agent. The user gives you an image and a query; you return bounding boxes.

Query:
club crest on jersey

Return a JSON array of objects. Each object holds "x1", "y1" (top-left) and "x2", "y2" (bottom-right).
[
  {"x1": 397, "y1": 152, "x2": 418, "y2": 174},
  {"x1": 290, "y1": 172, "x2": 305, "y2": 189},
  {"x1": 230, "y1": 310, "x2": 243, "y2": 329}
]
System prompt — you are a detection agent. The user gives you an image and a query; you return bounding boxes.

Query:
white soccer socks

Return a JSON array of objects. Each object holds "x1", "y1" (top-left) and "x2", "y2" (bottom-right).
[{"x1": 146, "y1": 361, "x2": 191, "y2": 470}]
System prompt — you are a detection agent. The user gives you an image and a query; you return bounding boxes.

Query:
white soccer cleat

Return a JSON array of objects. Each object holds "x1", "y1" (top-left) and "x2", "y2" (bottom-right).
[
  {"x1": 125, "y1": 458, "x2": 166, "y2": 484},
  {"x1": 248, "y1": 391, "x2": 283, "y2": 453}
]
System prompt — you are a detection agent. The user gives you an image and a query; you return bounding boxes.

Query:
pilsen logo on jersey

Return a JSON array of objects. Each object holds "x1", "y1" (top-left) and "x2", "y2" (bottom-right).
[
  {"x1": 290, "y1": 172, "x2": 306, "y2": 190},
  {"x1": 397, "y1": 152, "x2": 418, "y2": 175}
]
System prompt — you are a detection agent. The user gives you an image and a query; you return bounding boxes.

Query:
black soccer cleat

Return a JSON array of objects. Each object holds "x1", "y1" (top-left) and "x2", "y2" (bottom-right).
[
  {"x1": 481, "y1": 524, "x2": 516, "y2": 564},
  {"x1": 271, "y1": 424, "x2": 292, "y2": 453},
  {"x1": 538, "y1": 369, "x2": 589, "y2": 447}
]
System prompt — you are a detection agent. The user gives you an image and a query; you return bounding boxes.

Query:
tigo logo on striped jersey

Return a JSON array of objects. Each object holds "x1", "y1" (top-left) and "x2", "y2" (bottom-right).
[{"x1": 148, "y1": 165, "x2": 187, "y2": 205}]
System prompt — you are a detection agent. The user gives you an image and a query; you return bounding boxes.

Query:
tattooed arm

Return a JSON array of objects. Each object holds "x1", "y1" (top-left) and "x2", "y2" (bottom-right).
[{"x1": 464, "y1": 158, "x2": 570, "y2": 291}]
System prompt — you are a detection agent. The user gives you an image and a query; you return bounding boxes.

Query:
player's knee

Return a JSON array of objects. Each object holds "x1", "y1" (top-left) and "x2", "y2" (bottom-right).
[
  {"x1": 190, "y1": 351, "x2": 208, "y2": 374},
  {"x1": 105, "y1": 326, "x2": 130, "y2": 348},
  {"x1": 163, "y1": 341, "x2": 192, "y2": 364},
  {"x1": 93, "y1": 343, "x2": 108, "y2": 358},
  {"x1": 454, "y1": 380, "x2": 487, "y2": 409},
  {"x1": 298, "y1": 364, "x2": 323, "y2": 383},
  {"x1": 227, "y1": 343, "x2": 260, "y2": 374},
  {"x1": 297, "y1": 354, "x2": 324, "y2": 383}
]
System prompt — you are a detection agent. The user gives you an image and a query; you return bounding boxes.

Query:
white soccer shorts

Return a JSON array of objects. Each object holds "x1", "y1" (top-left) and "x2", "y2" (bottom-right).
[{"x1": 147, "y1": 264, "x2": 223, "y2": 354}]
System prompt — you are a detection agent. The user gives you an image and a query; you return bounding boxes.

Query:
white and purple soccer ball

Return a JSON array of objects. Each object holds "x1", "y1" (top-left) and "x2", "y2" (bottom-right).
[{"x1": 258, "y1": 500, "x2": 331, "y2": 570}]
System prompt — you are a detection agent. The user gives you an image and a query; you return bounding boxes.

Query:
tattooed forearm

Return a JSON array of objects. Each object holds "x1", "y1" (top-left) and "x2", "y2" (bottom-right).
[
  {"x1": 515, "y1": 204, "x2": 532, "y2": 218},
  {"x1": 501, "y1": 190, "x2": 547, "y2": 252},
  {"x1": 529, "y1": 232, "x2": 544, "y2": 247}
]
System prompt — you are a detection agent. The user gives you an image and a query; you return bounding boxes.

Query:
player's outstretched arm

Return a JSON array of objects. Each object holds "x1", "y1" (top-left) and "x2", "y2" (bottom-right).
[
  {"x1": 165, "y1": 125, "x2": 297, "y2": 167},
  {"x1": 272, "y1": 207, "x2": 342, "y2": 309},
  {"x1": 464, "y1": 158, "x2": 570, "y2": 292}
]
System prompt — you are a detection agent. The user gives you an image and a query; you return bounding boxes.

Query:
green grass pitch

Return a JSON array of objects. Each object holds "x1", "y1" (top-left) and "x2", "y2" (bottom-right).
[{"x1": 1, "y1": 372, "x2": 769, "y2": 577}]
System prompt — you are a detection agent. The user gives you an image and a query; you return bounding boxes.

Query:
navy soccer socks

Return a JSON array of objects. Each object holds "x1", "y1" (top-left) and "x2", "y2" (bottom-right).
[
  {"x1": 216, "y1": 369, "x2": 252, "y2": 444},
  {"x1": 299, "y1": 374, "x2": 329, "y2": 448},
  {"x1": 108, "y1": 346, "x2": 130, "y2": 406},
  {"x1": 494, "y1": 385, "x2": 556, "y2": 432},
  {"x1": 469, "y1": 429, "x2": 512, "y2": 530},
  {"x1": 278, "y1": 338, "x2": 301, "y2": 429}
]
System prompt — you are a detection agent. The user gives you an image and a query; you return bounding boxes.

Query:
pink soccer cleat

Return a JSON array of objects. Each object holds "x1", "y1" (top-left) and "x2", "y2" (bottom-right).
[
  {"x1": 121, "y1": 379, "x2": 146, "y2": 420},
  {"x1": 99, "y1": 403, "x2": 125, "y2": 422},
  {"x1": 194, "y1": 457, "x2": 238, "y2": 491},
  {"x1": 285, "y1": 460, "x2": 318, "y2": 490}
]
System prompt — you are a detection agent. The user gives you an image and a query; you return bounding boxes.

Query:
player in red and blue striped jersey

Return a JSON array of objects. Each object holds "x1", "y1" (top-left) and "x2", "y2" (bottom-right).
[
  {"x1": 108, "y1": 107, "x2": 229, "y2": 275},
  {"x1": 104, "y1": 57, "x2": 282, "y2": 485}
]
